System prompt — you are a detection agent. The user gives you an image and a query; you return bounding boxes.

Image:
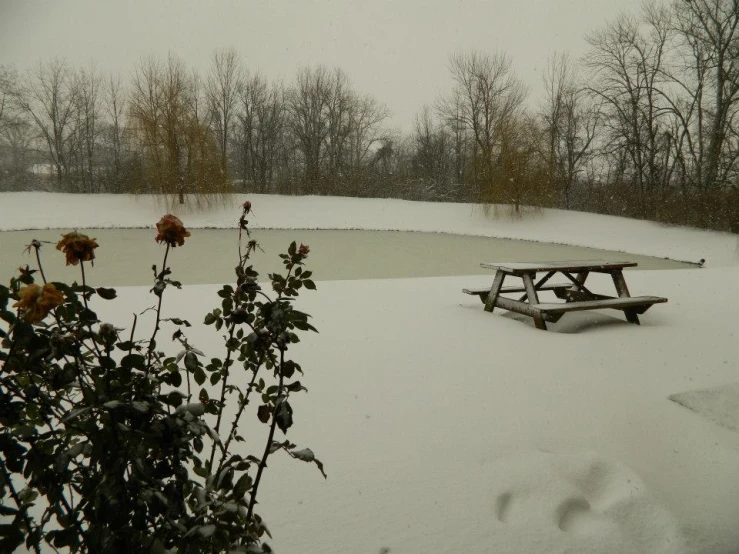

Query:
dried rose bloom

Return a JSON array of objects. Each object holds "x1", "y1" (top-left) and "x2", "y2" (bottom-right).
[
  {"x1": 242, "y1": 200, "x2": 252, "y2": 213},
  {"x1": 56, "y1": 231, "x2": 99, "y2": 266},
  {"x1": 155, "y1": 214, "x2": 191, "y2": 247},
  {"x1": 298, "y1": 243, "x2": 310, "y2": 257},
  {"x1": 13, "y1": 283, "x2": 65, "y2": 323}
]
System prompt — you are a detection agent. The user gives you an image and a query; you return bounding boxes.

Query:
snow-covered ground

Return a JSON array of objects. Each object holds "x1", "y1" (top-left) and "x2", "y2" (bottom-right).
[{"x1": 2, "y1": 193, "x2": 739, "y2": 553}]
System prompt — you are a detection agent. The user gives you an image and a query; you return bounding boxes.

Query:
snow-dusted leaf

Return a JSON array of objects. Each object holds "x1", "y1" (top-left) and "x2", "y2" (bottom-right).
[
  {"x1": 62, "y1": 406, "x2": 92, "y2": 422},
  {"x1": 291, "y1": 448, "x2": 314, "y2": 462},
  {"x1": 206, "y1": 425, "x2": 223, "y2": 447},
  {"x1": 131, "y1": 401, "x2": 149, "y2": 413},
  {"x1": 175, "y1": 403, "x2": 206, "y2": 417}
]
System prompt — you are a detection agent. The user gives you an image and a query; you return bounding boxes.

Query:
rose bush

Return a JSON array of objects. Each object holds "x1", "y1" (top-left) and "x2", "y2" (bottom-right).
[{"x1": 0, "y1": 201, "x2": 323, "y2": 553}]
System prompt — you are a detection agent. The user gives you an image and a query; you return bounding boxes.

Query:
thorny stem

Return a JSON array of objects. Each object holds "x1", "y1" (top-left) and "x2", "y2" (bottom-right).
[
  {"x1": 146, "y1": 244, "x2": 170, "y2": 374},
  {"x1": 208, "y1": 323, "x2": 237, "y2": 469},
  {"x1": 56, "y1": 486, "x2": 94, "y2": 552},
  {"x1": 80, "y1": 261, "x2": 104, "y2": 361},
  {"x1": 128, "y1": 313, "x2": 138, "y2": 348},
  {"x1": 216, "y1": 352, "x2": 267, "y2": 474},
  {"x1": 208, "y1": 235, "x2": 259, "y2": 468},
  {"x1": 0, "y1": 455, "x2": 42, "y2": 554},
  {"x1": 247, "y1": 348, "x2": 285, "y2": 522},
  {"x1": 32, "y1": 241, "x2": 47, "y2": 284}
]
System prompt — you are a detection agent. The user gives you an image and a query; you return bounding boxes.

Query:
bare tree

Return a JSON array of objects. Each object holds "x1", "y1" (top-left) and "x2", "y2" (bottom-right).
[
  {"x1": 670, "y1": 0, "x2": 739, "y2": 190},
  {"x1": 0, "y1": 65, "x2": 17, "y2": 134},
  {"x1": 102, "y1": 73, "x2": 127, "y2": 190},
  {"x1": 206, "y1": 48, "x2": 242, "y2": 167},
  {"x1": 438, "y1": 50, "x2": 528, "y2": 201},
  {"x1": 584, "y1": 7, "x2": 674, "y2": 216},
  {"x1": 15, "y1": 59, "x2": 78, "y2": 186},
  {"x1": 286, "y1": 66, "x2": 331, "y2": 193},
  {"x1": 410, "y1": 105, "x2": 453, "y2": 195},
  {"x1": 539, "y1": 52, "x2": 598, "y2": 208},
  {"x1": 235, "y1": 72, "x2": 285, "y2": 192},
  {"x1": 0, "y1": 67, "x2": 35, "y2": 190},
  {"x1": 346, "y1": 92, "x2": 389, "y2": 170},
  {"x1": 71, "y1": 62, "x2": 102, "y2": 192},
  {"x1": 323, "y1": 68, "x2": 352, "y2": 188}
]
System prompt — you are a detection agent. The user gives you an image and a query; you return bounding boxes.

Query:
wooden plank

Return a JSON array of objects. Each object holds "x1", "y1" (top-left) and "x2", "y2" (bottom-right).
[
  {"x1": 610, "y1": 269, "x2": 638, "y2": 323},
  {"x1": 483, "y1": 270, "x2": 506, "y2": 313},
  {"x1": 611, "y1": 270, "x2": 631, "y2": 298},
  {"x1": 493, "y1": 296, "x2": 554, "y2": 320},
  {"x1": 561, "y1": 271, "x2": 597, "y2": 297},
  {"x1": 480, "y1": 260, "x2": 638, "y2": 274},
  {"x1": 518, "y1": 271, "x2": 557, "y2": 301},
  {"x1": 561, "y1": 289, "x2": 612, "y2": 302},
  {"x1": 522, "y1": 273, "x2": 546, "y2": 330},
  {"x1": 462, "y1": 282, "x2": 571, "y2": 296},
  {"x1": 533, "y1": 296, "x2": 667, "y2": 315}
]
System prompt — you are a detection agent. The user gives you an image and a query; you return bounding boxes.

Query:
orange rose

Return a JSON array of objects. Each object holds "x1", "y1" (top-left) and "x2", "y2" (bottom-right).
[
  {"x1": 155, "y1": 215, "x2": 191, "y2": 247},
  {"x1": 13, "y1": 283, "x2": 65, "y2": 323},
  {"x1": 56, "y1": 231, "x2": 99, "y2": 266}
]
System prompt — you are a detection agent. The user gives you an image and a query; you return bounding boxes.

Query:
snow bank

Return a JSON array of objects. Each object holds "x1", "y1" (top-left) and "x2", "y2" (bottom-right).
[{"x1": 1, "y1": 192, "x2": 737, "y2": 266}]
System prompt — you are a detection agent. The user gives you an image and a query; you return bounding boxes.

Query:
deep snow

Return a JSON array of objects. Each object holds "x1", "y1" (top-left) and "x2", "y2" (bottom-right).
[{"x1": 1, "y1": 193, "x2": 738, "y2": 553}]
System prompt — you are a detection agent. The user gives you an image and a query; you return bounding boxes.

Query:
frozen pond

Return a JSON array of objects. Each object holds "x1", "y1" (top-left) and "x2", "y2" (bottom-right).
[{"x1": 0, "y1": 228, "x2": 693, "y2": 286}]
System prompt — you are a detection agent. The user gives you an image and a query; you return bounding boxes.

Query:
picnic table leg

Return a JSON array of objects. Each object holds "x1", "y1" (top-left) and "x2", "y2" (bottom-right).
[
  {"x1": 611, "y1": 269, "x2": 640, "y2": 324},
  {"x1": 484, "y1": 270, "x2": 506, "y2": 313},
  {"x1": 522, "y1": 273, "x2": 547, "y2": 330},
  {"x1": 574, "y1": 271, "x2": 588, "y2": 290}
]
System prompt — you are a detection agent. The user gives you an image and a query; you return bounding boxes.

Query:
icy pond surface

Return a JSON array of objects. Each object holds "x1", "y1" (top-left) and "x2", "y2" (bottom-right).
[{"x1": 0, "y1": 228, "x2": 693, "y2": 286}]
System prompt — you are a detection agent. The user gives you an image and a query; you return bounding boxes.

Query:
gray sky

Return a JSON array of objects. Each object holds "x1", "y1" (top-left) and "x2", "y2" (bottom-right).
[{"x1": 0, "y1": 0, "x2": 645, "y2": 131}]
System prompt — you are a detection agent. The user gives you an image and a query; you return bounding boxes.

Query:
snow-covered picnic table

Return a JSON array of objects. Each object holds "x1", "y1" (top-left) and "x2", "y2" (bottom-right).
[{"x1": 464, "y1": 260, "x2": 668, "y2": 330}]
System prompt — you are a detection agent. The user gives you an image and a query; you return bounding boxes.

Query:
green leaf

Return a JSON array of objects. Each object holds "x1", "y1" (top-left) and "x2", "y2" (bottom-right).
[
  {"x1": 234, "y1": 473, "x2": 253, "y2": 499},
  {"x1": 274, "y1": 399, "x2": 293, "y2": 433},
  {"x1": 167, "y1": 369, "x2": 183, "y2": 388},
  {"x1": 217, "y1": 285, "x2": 234, "y2": 298},
  {"x1": 116, "y1": 340, "x2": 135, "y2": 351},
  {"x1": 121, "y1": 354, "x2": 146, "y2": 371},
  {"x1": 184, "y1": 351, "x2": 199, "y2": 372},
  {"x1": 209, "y1": 371, "x2": 221, "y2": 386},
  {"x1": 199, "y1": 388, "x2": 209, "y2": 403},
  {"x1": 303, "y1": 280, "x2": 316, "y2": 290},
  {"x1": 287, "y1": 380, "x2": 307, "y2": 393},
  {"x1": 292, "y1": 448, "x2": 327, "y2": 479},
  {"x1": 95, "y1": 287, "x2": 117, "y2": 300},
  {"x1": 257, "y1": 404, "x2": 271, "y2": 424},
  {"x1": 168, "y1": 317, "x2": 191, "y2": 327},
  {"x1": 194, "y1": 367, "x2": 206, "y2": 386},
  {"x1": 11, "y1": 425, "x2": 37, "y2": 439}
]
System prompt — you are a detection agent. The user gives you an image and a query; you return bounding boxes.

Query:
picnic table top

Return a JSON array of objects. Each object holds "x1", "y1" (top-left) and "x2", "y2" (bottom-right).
[{"x1": 479, "y1": 260, "x2": 638, "y2": 273}]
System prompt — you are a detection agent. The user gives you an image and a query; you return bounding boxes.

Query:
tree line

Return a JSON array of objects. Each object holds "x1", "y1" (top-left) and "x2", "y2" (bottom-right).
[{"x1": 1, "y1": 0, "x2": 739, "y2": 231}]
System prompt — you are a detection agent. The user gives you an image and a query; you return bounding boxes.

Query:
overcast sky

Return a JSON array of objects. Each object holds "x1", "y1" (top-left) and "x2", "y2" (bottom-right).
[{"x1": 0, "y1": 0, "x2": 647, "y2": 131}]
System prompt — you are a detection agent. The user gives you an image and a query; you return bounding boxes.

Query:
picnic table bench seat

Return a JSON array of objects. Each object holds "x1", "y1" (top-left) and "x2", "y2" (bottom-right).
[
  {"x1": 462, "y1": 282, "x2": 571, "y2": 301},
  {"x1": 531, "y1": 295, "x2": 668, "y2": 323}
]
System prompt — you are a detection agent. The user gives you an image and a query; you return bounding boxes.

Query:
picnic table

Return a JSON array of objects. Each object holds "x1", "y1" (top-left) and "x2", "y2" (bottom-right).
[{"x1": 463, "y1": 260, "x2": 667, "y2": 331}]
